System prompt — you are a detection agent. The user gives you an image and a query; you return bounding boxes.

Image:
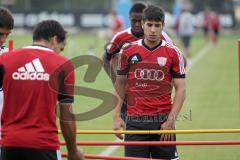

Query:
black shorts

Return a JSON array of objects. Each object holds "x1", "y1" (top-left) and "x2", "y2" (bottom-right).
[
  {"x1": 124, "y1": 115, "x2": 179, "y2": 159},
  {"x1": 181, "y1": 36, "x2": 191, "y2": 48},
  {"x1": 203, "y1": 27, "x2": 219, "y2": 36},
  {"x1": 213, "y1": 28, "x2": 219, "y2": 36},
  {"x1": 203, "y1": 26, "x2": 209, "y2": 35},
  {"x1": 0, "y1": 147, "x2": 61, "y2": 160}
]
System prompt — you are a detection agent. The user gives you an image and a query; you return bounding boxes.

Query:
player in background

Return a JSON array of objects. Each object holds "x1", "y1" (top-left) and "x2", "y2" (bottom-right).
[
  {"x1": 177, "y1": 9, "x2": 194, "y2": 59},
  {"x1": 203, "y1": 8, "x2": 220, "y2": 45},
  {"x1": 103, "y1": 3, "x2": 173, "y2": 120},
  {"x1": 0, "y1": 20, "x2": 84, "y2": 160},
  {"x1": 111, "y1": 10, "x2": 124, "y2": 36},
  {"x1": 0, "y1": 6, "x2": 14, "y2": 140},
  {"x1": 209, "y1": 11, "x2": 220, "y2": 45},
  {"x1": 113, "y1": 5, "x2": 186, "y2": 159},
  {"x1": 0, "y1": 7, "x2": 13, "y2": 54}
]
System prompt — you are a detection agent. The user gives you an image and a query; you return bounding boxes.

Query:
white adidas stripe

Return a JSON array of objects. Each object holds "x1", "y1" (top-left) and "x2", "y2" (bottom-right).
[
  {"x1": 32, "y1": 58, "x2": 45, "y2": 72},
  {"x1": 17, "y1": 58, "x2": 45, "y2": 73},
  {"x1": 25, "y1": 62, "x2": 35, "y2": 72}
]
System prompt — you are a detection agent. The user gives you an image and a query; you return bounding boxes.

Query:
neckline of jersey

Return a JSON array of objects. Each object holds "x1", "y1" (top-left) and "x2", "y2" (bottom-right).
[
  {"x1": 142, "y1": 39, "x2": 162, "y2": 52},
  {"x1": 24, "y1": 45, "x2": 54, "y2": 52}
]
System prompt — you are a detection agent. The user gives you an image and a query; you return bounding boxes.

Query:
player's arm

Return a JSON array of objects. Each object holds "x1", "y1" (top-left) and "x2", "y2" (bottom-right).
[
  {"x1": 112, "y1": 48, "x2": 128, "y2": 140},
  {"x1": 102, "y1": 36, "x2": 121, "y2": 83},
  {"x1": 168, "y1": 78, "x2": 186, "y2": 123},
  {"x1": 160, "y1": 78, "x2": 185, "y2": 141},
  {"x1": 102, "y1": 52, "x2": 117, "y2": 83},
  {"x1": 113, "y1": 74, "x2": 127, "y2": 140},
  {"x1": 169, "y1": 78, "x2": 186, "y2": 121},
  {"x1": 59, "y1": 103, "x2": 84, "y2": 160},
  {"x1": 114, "y1": 74, "x2": 127, "y2": 118},
  {"x1": 160, "y1": 46, "x2": 186, "y2": 141},
  {"x1": 58, "y1": 67, "x2": 84, "y2": 160}
]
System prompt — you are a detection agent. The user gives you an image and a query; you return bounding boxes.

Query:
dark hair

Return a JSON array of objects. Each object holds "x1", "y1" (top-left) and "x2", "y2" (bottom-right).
[
  {"x1": 129, "y1": 3, "x2": 146, "y2": 15},
  {"x1": 142, "y1": 5, "x2": 165, "y2": 23},
  {"x1": 33, "y1": 20, "x2": 67, "y2": 43},
  {"x1": 0, "y1": 7, "x2": 14, "y2": 29}
]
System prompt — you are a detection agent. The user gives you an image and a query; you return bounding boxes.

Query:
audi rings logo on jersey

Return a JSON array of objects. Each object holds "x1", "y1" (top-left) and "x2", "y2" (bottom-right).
[{"x1": 134, "y1": 68, "x2": 165, "y2": 81}]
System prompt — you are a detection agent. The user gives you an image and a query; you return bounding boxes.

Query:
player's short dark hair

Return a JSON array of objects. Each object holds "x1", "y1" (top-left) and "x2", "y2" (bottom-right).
[
  {"x1": 0, "y1": 7, "x2": 14, "y2": 29},
  {"x1": 142, "y1": 5, "x2": 165, "y2": 23},
  {"x1": 129, "y1": 3, "x2": 146, "y2": 15},
  {"x1": 33, "y1": 20, "x2": 67, "y2": 43}
]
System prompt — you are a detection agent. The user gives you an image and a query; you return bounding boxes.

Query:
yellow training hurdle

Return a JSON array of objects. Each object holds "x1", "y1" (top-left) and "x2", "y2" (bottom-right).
[{"x1": 58, "y1": 129, "x2": 240, "y2": 134}]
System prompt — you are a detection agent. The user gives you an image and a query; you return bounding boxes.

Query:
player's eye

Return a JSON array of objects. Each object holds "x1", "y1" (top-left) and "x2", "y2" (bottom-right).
[
  {"x1": 132, "y1": 19, "x2": 141, "y2": 23},
  {"x1": 147, "y1": 23, "x2": 153, "y2": 27}
]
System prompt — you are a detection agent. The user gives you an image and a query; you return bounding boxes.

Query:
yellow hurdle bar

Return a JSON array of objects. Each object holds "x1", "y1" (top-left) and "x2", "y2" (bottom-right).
[{"x1": 58, "y1": 129, "x2": 240, "y2": 134}]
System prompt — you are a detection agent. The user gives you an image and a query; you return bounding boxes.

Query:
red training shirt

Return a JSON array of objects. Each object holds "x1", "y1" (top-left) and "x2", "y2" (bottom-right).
[
  {"x1": 0, "y1": 45, "x2": 74, "y2": 150},
  {"x1": 118, "y1": 40, "x2": 185, "y2": 116}
]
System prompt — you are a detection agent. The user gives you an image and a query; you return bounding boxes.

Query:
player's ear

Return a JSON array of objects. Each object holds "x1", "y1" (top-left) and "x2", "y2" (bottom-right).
[
  {"x1": 50, "y1": 35, "x2": 58, "y2": 46},
  {"x1": 53, "y1": 35, "x2": 58, "y2": 43},
  {"x1": 162, "y1": 22, "x2": 165, "y2": 28},
  {"x1": 141, "y1": 20, "x2": 144, "y2": 29}
]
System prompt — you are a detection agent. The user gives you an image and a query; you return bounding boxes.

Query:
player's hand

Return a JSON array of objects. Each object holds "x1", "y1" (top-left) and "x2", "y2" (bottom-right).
[
  {"x1": 68, "y1": 148, "x2": 85, "y2": 160},
  {"x1": 113, "y1": 116, "x2": 125, "y2": 140},
  {"x1": 160, "y1": 120, "x2": 175, "y2": 141}
]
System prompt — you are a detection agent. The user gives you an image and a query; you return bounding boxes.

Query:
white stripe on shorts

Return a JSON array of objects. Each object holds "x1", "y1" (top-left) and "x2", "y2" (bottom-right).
[{"x1": 56, "y1": 150, "x2": 62, "y2": 160}]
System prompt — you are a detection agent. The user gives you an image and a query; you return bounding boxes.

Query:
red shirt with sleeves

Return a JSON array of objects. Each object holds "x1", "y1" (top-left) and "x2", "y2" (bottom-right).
[
  {"x1": 0, "y1": 46, "x2": 74, "y2": 150},
  {"x1": 117, "y1": 40, "x2": 185, "y2": 116}
]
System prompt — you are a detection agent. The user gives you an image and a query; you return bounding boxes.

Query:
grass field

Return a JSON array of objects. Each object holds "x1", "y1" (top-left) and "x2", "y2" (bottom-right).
[{"x1": 8, "y1": 30, "x2": 240, "y2": 159}]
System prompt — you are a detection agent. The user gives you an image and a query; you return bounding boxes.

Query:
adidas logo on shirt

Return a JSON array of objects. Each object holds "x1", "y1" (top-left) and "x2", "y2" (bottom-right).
[
  {"x1": 12, "y1": 58, "x2": 49, "y2": 81},
  {"x1": 129, "y1": 54, "x2": 142, "y2": 63},
  {"x1": 131, "y1": 55, "x2": 139, "y2": 62}
]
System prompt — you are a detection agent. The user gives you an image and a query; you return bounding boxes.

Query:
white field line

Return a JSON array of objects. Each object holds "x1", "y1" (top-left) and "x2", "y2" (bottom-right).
[
  {"x1": 187, "y1": 43, "x2": 212, "y2": 72},
  {"x1": 99, "y1": 139, "x2": 122, "y2": 156},
  {"x1": 99, "y1": 43, "x2": 212, "y2": 156}
]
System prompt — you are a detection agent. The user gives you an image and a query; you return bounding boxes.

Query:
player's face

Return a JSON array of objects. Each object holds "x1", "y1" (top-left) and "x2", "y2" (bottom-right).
[
  {"x1": 142, "y1": 20, "x2": 164, "y2": 43},
  {"x1": 0, "y1": 27, "x2": 11, "y2": 46},
  {"x1": 130, "y1": 12, "x2": 143, "y2": 36}
]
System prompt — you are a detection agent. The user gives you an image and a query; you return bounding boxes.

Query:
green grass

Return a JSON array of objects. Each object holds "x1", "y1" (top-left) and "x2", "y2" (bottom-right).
[
  {"x1": 176, "y1": 34, "x2": 240, "y2": 160},
  {"x1": 8, "y1": 31, "x2": 240, "y2": 159}
]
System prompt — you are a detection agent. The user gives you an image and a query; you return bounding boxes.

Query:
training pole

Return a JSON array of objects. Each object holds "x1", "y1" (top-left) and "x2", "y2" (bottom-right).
[
  {"x1": 8, "y1": 40, "x2": 13, "y2": 51},
  {"x1": 60, "y1": 140, "x2": 240, "y2": 146},
  {"x1": 58, "y1": 129, "x2": 240, "y2": 134},
  {"x1": 238, "y1": 40, "x2": 240, "y2": 107},
  {"x1": 62, "y1": 154, "x2": 156, "y2": 160}
]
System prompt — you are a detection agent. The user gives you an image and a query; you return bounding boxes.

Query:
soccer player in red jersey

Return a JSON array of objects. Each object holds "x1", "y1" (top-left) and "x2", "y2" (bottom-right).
[
  {"x1": 0, "y1": 7, "x2": 13, "y2": 54},
  {"x1": 103, "y1": 3, "x2": 173, "y2": 121},
  {"x1": 203, "y1": 8, "x2": 220, "y2": 45},
  {"x1": 0, "y1": 6, "x2": 14, "y2": 140},
  {"x1": 103, "y1": 3, "x2": 173, "y2": 83},
  {"x1": 0, "y1": 20, "x2": 84, "y2": 160},
  {"x1": 113, "y1": 5, "x2": 186, "y2": 159}
]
